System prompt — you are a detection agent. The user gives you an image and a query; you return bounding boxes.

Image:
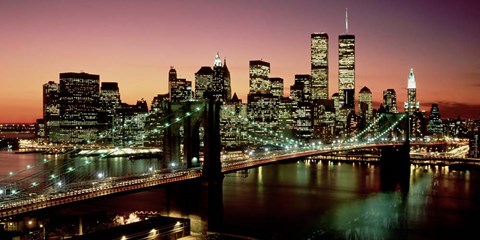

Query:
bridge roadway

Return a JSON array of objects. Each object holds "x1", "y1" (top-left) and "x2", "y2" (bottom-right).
[{"x1": 0, "y1": 141, "x2": 470, "y2": 219}]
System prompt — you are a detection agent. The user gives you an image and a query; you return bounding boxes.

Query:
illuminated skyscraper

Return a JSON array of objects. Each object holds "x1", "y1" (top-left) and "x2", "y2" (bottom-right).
[
  {"x1": 195, "y1": 53, "x2": 231, "y2": 102},
  {"x1": 291, "y1": 74, "x2": 313, "y2": 140},
  {"x1": 427, "y1": 104, "x2": 444, "y2": 136},
  {"x1": 171, "y1": 78, "x2": 192, "y2": 103},
  {"x1": 404, "y1": 68, "x2": 419, "y2": 115},
  {"x1": 269, "y1": 77, "x2": 284, "y2": 98},
  {"x1": 382, "y1": 89, "x2": 398, "y2": 113},
  {"x1": 99, "y1": 82, "x2": 121, "y2": 141},
  {"x1": 212, "y1": 53, "x2": 225, "y2": 101},
  {"x1": 194, "y1": 66, "x2": 214, "y2": 99},
  {"x1": 338, "y1": 9, "x2": 355, "y2": 113},
  {"x1": 43, "y1": 81, "x2": 60, "y2": 142},
  {"x1": 223, "y1": 58, "x2": 232, "y2": 101},
  {"x1": 311, "y1": 32, "x2": 329, "y2": 100},
  {"x1": 168, "y1": 66, "x2": 177, "y2": 101},
  {"x1": 169, "y1": 66, "x2": 192, "y2": 102},
  {"x1": 358, "y1": 86, "x2": 373, "y2": 124},
  {"x1": 249, "y1": 60, "x2": 271, "y2": 93},
  {"x1": 59, "y1": 72, "x2": 100, "y2": 143},
  {"x1": 247, "y1": 60, "x2": 277, "y2": 138}
]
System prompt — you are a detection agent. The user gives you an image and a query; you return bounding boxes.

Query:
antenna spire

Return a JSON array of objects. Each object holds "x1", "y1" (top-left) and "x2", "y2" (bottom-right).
[{"x1": 345, "y1": 8, "x2": 349, "y2": 34}]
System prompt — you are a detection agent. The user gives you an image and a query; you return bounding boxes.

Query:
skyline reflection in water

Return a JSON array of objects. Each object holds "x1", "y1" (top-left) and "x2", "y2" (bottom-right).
[{"x1": 1, "y1": 152, "x2": 479, "y2": 239}]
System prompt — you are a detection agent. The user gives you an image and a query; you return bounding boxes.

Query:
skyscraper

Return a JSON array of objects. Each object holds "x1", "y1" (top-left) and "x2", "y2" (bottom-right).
[
  {"x1": 249, "y1": 60, "x2": 271, "y2": 93},
  {"x1": 59, "y1": 72, "x2": 100, "y2": 143},
  {"x1": 43, "y1": 81, "x2": 60, "y2": 142},
  {"x1": 269, "y1": 77, "x2": 284, "y2": 98},
  {"x1": 382, "y1": 89, "x2": 398, "y2": 113},
  {"x1": 169, "y1": 66, "x2": 192, "y2": 102},
  {"x1": 247, "y1": 59, "x2": 277, "y2": 138},
  {"x1": 194, "y1": 66, "x2": 214, "y2": 99},
  {"x1": 99, "y1": 82, "x2": 121, "y2": 141},
  {"x1": 404, "y1": 68, "x2": 419, "y2": 115},
  {"x1": 223, "y1": 59, "x2": 232, "y2": 101},
  {"x1": 168, "y1": 66, "x2": 177, "y2": 101},
  {"x1": 170, "y1": 78, "x2": 192, "y2": 102},
  {"x1": 195, "y1": 53, "x2": 231, "y2": 102},
  {"x1": 311, "y1": 32, "x2": 329, "y2": 100},
  {"x1": 212, "y1": 53, "x2": 225, "y2": 101},
  {"x1": 427, "y1": 104, "x2": 444, "y2": 136},
  {"x1": 358, "y1": 86, "x2": 373, "y2": 124},
  {"x1": 291, "y1": 74, "x2": 313, "y2": 140},
  {"x1": 338, "y1": 10, "x2": 355, "y2": 113}
]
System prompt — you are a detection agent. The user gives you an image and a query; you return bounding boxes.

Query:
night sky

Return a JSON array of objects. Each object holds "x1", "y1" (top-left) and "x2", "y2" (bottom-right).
[{"x1": 1, "y1": 0, "x2": 479, "y2": 122}]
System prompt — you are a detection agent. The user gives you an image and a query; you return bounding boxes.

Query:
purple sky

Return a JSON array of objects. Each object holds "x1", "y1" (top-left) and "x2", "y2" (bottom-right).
[{"x1": 1, "y1": 0, "x2": 479, "y2": 122}]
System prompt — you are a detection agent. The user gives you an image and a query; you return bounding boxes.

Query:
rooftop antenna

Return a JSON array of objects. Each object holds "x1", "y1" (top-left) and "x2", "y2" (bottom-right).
[{"x1": 345, "y1": 8, "x2": 349, "y2": 34}]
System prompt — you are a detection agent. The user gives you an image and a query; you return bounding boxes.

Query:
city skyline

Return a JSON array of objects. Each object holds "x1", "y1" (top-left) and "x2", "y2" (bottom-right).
[{"x1": 1, "y1": 0, "x2": 480, "y2": 122}]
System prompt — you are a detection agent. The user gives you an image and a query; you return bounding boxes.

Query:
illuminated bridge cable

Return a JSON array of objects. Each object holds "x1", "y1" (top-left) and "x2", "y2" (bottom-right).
[
  {"x1": 1, "y1": 103, "x2": 208, "y2": 195},
  {"x1": 223, "y1": 108, "x2": 306, "y2": 148},
  {"x1": 2, "y1": 150, "x2": 116, "y2": 197},
  {"x1": 368, "y1": 114, "x2": 407, "y2": 142}
]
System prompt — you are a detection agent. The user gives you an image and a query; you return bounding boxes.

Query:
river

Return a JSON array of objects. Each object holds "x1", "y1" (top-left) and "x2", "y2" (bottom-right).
[{"x1": 1, "y1": 152, "x2": 479, "y2": 239}]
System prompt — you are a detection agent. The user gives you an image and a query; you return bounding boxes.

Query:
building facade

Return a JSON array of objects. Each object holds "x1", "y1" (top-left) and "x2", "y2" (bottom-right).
[
  {"x1": 311, "y1": 32, "x2": 329, "y2": 100},
  {"x1": 382, "y1": 89, "x2": 398, "y2": 113},
  {"x1": 59, "y1": 72, "x2": 100, "y2": 143},
  {"x1": 338, "y1": 34, "x2": 355, "y2": 114},
  {"x1": 404, "y1": 68, "x2": 419, "y2": 115},
  {"x1": 43, "y1": 81, "x2": 60, "y2": 143},
  {"x1": 249, "y1": 60, "x2": 271, "y2": 94}
]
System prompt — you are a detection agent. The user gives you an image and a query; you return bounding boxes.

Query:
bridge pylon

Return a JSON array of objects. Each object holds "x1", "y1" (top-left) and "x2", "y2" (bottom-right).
[{"x1": 379, "y1": 113, "x2": 411, "y2": 192}]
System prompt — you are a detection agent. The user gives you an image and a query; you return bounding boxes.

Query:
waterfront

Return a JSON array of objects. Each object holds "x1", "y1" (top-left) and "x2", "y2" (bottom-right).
[{"x1": 1, "y1": 152, "x2": 480, "y2": 239}]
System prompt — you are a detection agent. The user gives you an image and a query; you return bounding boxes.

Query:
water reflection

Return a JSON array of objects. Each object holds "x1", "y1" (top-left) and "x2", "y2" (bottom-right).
[
  {"x1": 221, "y1": 161, "x2": 480, "y2": 239},
  {"x1": 2, "y1": 153, "x2": 479, "y2": 239}
]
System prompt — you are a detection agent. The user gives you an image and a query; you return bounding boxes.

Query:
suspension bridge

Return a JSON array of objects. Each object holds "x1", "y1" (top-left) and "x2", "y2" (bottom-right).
[{"x1": 0, "y1": 100, "x2": 471, "y2": 220}]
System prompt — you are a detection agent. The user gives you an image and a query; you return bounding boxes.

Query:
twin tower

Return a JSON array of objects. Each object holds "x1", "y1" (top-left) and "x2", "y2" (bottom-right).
[{"x1": 311, "y1": 10, "x2": 355, "y2": 122}]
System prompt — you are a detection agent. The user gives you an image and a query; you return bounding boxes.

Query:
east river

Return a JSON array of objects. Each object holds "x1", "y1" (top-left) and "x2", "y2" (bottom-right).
[{"x1": 0, "y1": 151, "x2": 479, "y2": 239}]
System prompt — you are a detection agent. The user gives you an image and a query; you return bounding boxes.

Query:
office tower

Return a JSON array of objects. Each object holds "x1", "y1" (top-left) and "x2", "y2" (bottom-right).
[
  {"x1": 269, "y1": 77, "x2": 284, "y2": 98},
  {"x1": 194, "y1": 66, "x2": 214, "y2": 99},
  {"x1": 223, "y1": 59, "x2": 232, "y2": 101},
  {"x1": 338, "y1": 10, "x2": 355, "y2": 113},
  {"x1": 311, "y1": 32, "x2": 329, "y2": 100},
  {"x1": 296, "y1": 74, "x2": 312, "y2": 102},
  {"x1": 247, "y1": 92, "x2": 278, "y2": 137},
  {"x1": 249, "y1": 60, "x2": 271, "y2": 93},
  {"x1": 290, "y1": 75, "x2": 313, "y2": 140},
  {"x1": 59, "y1": 72, "x2": 100, "y2": 143},
  {"x1": 145, "y1": 94, "x2": 170, "y2": 147},
  {"x1": 313, "y1": 99, "x2": 335, "y2": 143},
  {"x1": 112, "y1": 100, "x2": 149, "y2": 147},
  {"x1": 427, "y1": 104, "x2": 444, "y2": 136},
  {"x1": 358, "y1": 86, "x2": 373, "y2": 124},
  {"x1": 168, "y1": 66, "x2": 177, "y2": 101},
  {"x1": 98, "y1": 82, "x2": 121, "y2": 140},
  {"x1": 43, "y1": 81, "x2": 60, "y2": 143},
  {"x1": 100, "y1": 82, "x2": 121, "y2": 111},
  {"x1": 278, "y1": 97, "x2": 294, "y2": 139},
  {"x1": 171, "y1": 78, "x2": 192, "y2": 102},
  {"x1": 381, "y1": 89, "x2": 398, "y2": 113},
  {"x1": 221, "y1": 93, "x2": 248, "y2": 148},
  {"x1": 469, "y1": 131, "x2": 480, "y2": 158},
  {"x1": 211, "y1": 53, "x2": 225, "y2": 101},
  {"x1": 247, "y1": 59, "x2": 278, "y2": 139},
  {"x1": 404, "y1": 68, "x2": 419, "y2": 115}
]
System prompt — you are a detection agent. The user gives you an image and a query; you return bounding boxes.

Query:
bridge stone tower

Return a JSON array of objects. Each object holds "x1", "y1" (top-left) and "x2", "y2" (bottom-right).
[
  {"x1": 163, "y1": 101, "x2": 202, "y2": 169},
  {"x1": 162, "y1": 98, "x2": 222, "y2": 182},
  {"x1": 379, "y1": 113, "x2": 411, "y2": 192}
]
